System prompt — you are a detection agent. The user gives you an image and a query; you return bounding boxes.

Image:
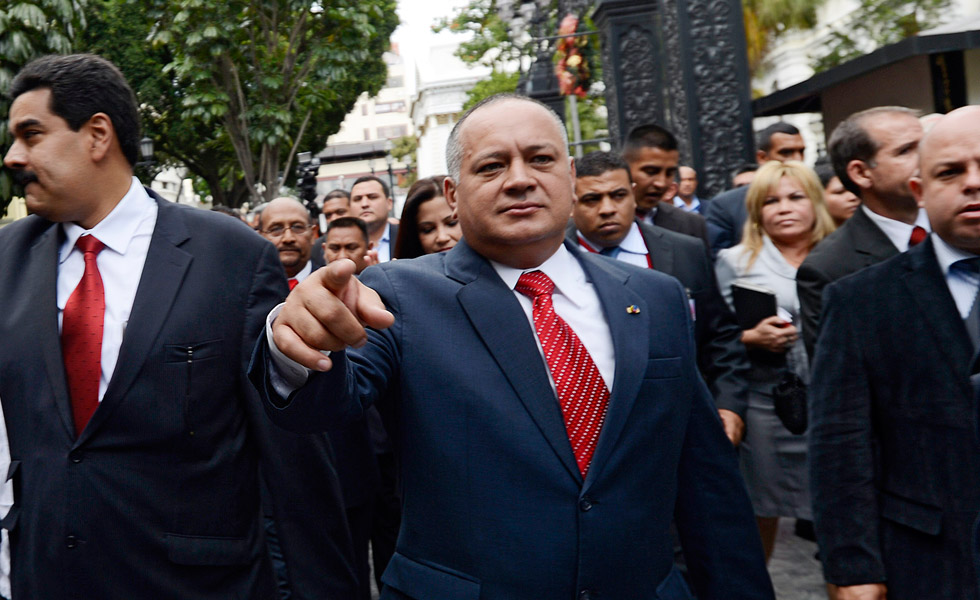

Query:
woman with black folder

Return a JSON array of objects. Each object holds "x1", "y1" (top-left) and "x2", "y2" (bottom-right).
[{"x1": 714, "y1": 160, "x2": 836, "y2": 562}]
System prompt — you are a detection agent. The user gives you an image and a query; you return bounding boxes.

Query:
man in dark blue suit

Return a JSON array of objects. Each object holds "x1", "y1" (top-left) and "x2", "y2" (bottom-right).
[
  {"x1": 252, "y1": 94, "x2": 773, "y2": 599},
  {"x1": 0, "y1": 54, "x2": 355, "y2": 598},
  {"x1": 809, "y1": 106, "x2": 980, "y2": 600}
]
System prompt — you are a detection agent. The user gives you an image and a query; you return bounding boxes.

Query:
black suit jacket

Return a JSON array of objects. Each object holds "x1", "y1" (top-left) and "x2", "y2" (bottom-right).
[
  {"x1": 796, "y1": 207, "x2": 897, "y2": 359},
  {"x1": 566, "y1": 222, "x2": 750, "y2": 418},
  {"x1": 704, "y1": 186, "x2": 748, "y2": 259},
  {"x1": 651, "y1": 202, "x2": 711, "y2": 251},
  {"x1": 0, "y1": 193, "x2": 355, "y2": 599},
  {"x1": 809, "y1": 238, "x2": 980, "y2": 598}
]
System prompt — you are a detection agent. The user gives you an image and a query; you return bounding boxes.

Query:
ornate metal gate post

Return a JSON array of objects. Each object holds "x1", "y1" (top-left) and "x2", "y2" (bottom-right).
[{"x1": 594, "y1": 0, "x2": 755, "y2": 198}]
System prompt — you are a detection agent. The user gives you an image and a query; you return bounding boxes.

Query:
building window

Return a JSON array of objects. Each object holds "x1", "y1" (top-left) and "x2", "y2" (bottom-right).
[
  {"x1": 377, "y1": 125, "x2": 408, "y2": 139},
  {"x1": 363, "y1": 128, "x2": 371, "y2": 140},
  {"x1": 375, "y1": 101, "x2": 406, "y2": 114},
  {"x1": 361, "y1": 104, "x2": 368, "y2": 116},
  {"x1": 385, "y1": 75, "x2": 404, "y2": 88}
]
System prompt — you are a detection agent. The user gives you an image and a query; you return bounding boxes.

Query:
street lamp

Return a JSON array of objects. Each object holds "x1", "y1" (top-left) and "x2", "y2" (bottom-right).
[
  {"x1": 136, "y1": 136, "x2": 155, "y2": 168},
  {"x1": 384, "y1": 139, "x2": 395, "y2": 196}
]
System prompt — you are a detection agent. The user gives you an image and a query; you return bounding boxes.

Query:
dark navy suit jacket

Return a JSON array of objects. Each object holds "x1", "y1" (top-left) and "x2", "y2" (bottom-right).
[
  {"x1": 252, "y1": 239, "x2": 773, "y2": 599},
  {"x1": 809, "y1": 238, "x2": 980, "y2": 598},
  {"x1": 0, "y1": 193, "x2": 355, "y2": 599}
]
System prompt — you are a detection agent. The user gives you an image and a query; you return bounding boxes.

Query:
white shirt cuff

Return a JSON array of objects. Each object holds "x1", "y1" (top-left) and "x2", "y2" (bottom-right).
[{"x1": 265, "y1": 302, "x2": 320, "y2": 397}]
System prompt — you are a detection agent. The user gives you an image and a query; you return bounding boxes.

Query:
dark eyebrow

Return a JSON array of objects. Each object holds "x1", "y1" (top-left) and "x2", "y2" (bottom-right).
[{"x1": 11, "y1": 119, "x2": 42, "y2": 135}]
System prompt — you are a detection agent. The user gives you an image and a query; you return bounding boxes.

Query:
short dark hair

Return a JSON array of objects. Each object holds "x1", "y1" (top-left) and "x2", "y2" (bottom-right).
[
  {"x1": 351, "y1": 175, "x2": 390, "y2": 199},
  {"x1": 10, "y1": 54, "x2": 141, "y2": 166},
  {"x1": 394, "y1": 176, "x2": 448, "y2": 259},
  {"x1": 327, "y1": 216, "x2": 370, "y2": 244},
  {"x1": 756, "y1": 122, "x2": 800, "y2": 153},
  {"x1": 575, "y1": 151, "x2": 632, "y2": 182},
  {"x1": 323, "y1": 188, "x2": 350, "y2": 203},
  {"x1": 828, "y1": 106, "x2": 919, "y2": 197},
  {"x1": 622, "y1": 123, "x2": 678, "y2": 158},
  {"x1": 731, "y1": 163, "x2": 758, "y2": 180},
  {"x1": 813, "y1": 160, "x2": 836, "y2": 188}
]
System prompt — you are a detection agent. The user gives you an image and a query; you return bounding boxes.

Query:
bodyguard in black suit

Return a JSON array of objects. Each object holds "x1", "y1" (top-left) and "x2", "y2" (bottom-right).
[
  {"x1": 797, "y1": 107, "x2": 926, "y2": 359},
  {"x1": 622, "y1": 124, "x2": 712, "y2": 250},
  {"x1": 568, "y1": 151, "x2": 750, "y2": 444},
  {"x1": 809, "y1": 106, "x2": 980, "y2": 600},
  {"x1": 0, "y1": 54, "x2": 355, "y2": 598}
]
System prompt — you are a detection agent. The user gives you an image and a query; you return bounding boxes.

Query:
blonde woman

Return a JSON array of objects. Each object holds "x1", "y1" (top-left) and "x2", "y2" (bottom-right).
[{"x1": 715, "y1": 160, "x2": 836, "y2": 561}]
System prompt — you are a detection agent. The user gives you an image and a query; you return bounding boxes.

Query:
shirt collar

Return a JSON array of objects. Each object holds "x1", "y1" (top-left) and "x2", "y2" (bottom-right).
[
  {"x1": 932, "y1": 232, "x2": 979, "y2": 276},
  {"x1": 673, "y1": 196, "x2": 700, "y2": 211},
  {"x1": 60, "y1": 177, "x2": 154, "y2": 263},
  {"x1": 618, "y1": 222, "x2": 647, "y2": 255},
  {"x1": 491, "y1": 244, "x2": 589, "y2": 309},
  {"x1": 381, "y1": 222, "x2": 391, "y2": 243},
  {"x1": 291, "y1": 260, "x2": 313, "y2": 284},
  {"x1": 860, "y1": 204, "x2": 931, "y2": 252}
]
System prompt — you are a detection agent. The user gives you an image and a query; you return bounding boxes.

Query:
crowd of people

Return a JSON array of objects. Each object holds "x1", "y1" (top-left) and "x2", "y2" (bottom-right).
[{"x1": 0, "y1": 51, "x2": 978, "y2": 600}]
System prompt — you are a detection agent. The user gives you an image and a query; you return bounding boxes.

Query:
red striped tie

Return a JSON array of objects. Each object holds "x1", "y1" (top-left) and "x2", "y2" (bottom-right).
[
  {"x1": 62, "y1": 235, "x2": 106, "y2": 437},
  {"x1": 516, "y1": 271, "x2": 610, "y2": 476}
]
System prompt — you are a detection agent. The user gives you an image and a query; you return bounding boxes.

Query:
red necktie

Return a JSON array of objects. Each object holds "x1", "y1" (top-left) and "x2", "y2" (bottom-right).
[
  {"x1": 62, "y1": 235, "x2": 106, "y2": 437},
  {"x1": 288, "y1": 278, "x2": 299, "y2": 291},
  {"x1": 909, "y1": 225, "x2": 928, "y2": 247},
  {"x1": 516, "y1": 271, "x2": 610, "y2": 476}
]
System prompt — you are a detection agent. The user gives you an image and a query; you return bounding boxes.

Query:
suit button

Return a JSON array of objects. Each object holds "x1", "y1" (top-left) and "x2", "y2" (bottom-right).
[
  {"x1": 579, "y1": 497, "x2": 593, "y2": 512},
  {"x1": 579, "y1": 589, "x2": 592, "y2": 600},
  {"x1": 69, "y1": 451, "x2": 83, "y2": 464},
  {"x1": 66, "y1": 535, "x2": 78, "y2": 549}
]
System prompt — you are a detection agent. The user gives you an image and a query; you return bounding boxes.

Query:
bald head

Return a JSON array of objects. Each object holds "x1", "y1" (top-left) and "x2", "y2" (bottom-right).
[{"x1": 911, "y1": 105, "x2": 980, "y2": 254}]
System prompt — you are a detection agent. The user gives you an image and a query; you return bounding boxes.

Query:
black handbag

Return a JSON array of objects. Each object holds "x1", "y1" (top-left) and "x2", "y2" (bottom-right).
[{"x1": 772, "y1": 370, "x2": 807, "y2": 435}]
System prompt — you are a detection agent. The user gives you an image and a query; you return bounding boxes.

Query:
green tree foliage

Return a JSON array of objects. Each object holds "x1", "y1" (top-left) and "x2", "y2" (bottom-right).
[
  {"x1": 390, "y1": 134, "x2": 417, "y2": 187},
  {"x1": 811, "y1": 0, "x2": 952, "y2": 72},
  {"x1": 433, "y1": 0, "x2": 527, "y2": 70},
  {"x1": 0, "y1": 0, "x2": 87, "y2": 213},
  {"x1": 146, "y1": 0, "x2": 398, "y2": 206},
  {"x1": 463, "y1": 69, "x2": 520, "y2": 110},
  {"x1": 742, "y1": 0, "x2": 822, "y2": 76}
]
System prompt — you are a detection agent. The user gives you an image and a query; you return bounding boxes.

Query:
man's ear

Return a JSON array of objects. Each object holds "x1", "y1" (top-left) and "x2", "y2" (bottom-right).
[
  {"x1": 847, "y1": 159, "x2": 874, "y2": 192},
  {"x1": 909, "y1": 175, "x2": 925, "y2": 208},
  {"x1": 85, "y1": 112, "x2": 115, "y2": 162},
  {"x1": 445, "y1": 178, "x2": 458, "y2": 211},
  {"x1": 755, "y1": 149, "x2": 768, "y2": 165}
]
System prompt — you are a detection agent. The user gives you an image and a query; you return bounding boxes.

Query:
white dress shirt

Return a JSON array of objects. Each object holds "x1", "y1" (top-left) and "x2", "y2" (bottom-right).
[
  {"x1": 490, "y1": 244, "x2": 616, "y2": 391},
  {"x1": 861, "y1": 205, "x2": 931, "y2": 252},
  {"x1": 376, "y1": 223, "x2": 393, "y2": 263},
  {"x1": 291, "y1": 261, "x2": 313, "y2": 285},
  {"x1": 931, "y1": 233, "x2": 980, "y2": 319},
  {"x1": 58, "y1": 177, "x2": 157, "y2": 402},
  {"x1": 674, "y1": 195, "x2": 701, "y2": 212},
  {"x1": 577, "y1": 223, "x2": 649, "y2": 269}
]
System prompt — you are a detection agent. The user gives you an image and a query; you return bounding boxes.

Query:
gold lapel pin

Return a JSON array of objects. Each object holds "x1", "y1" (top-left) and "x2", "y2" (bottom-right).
[{"x1": 626, "y1": 305, "x2": 641, "y2": 314}]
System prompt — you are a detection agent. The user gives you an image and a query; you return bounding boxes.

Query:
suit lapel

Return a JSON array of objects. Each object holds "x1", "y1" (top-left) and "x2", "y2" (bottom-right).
[
  {"x1": 638, "y1": 223, "x2": 673, "y2": 273},
  {"x1": 903, "y1": 240, "x2": 974, "y2": 373},
  {"x1": 79, "y1": 196, "x2": 192, "y2": 443},
  {"x1": 30, "y1": 225, "x2": 77, "y2": 438},
  {"x1": 576, "y1": 251, "x2": 649, "y2": 487},
  {"x1": 851, "y1": 208, "x2": 899, "y2": 267},
  {"x1": 448, "y1": 241, "x2": 582, "y2": 484}
]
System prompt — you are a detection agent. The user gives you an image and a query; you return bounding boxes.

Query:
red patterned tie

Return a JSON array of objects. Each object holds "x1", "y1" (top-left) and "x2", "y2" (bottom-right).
[
  {"x1": 62, "y1": 235, "x2": 106, "y2": 437},
  {"x1": 288, "y1": 278, "x2": 299, "y2": 291},
  {"x1": 909, "y1": 225, "x2": 928, "y2": 247},
  {"x1": 516, "y1": 271, "x2": 610, "y2": 476}
]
